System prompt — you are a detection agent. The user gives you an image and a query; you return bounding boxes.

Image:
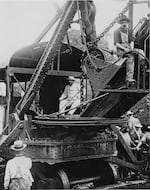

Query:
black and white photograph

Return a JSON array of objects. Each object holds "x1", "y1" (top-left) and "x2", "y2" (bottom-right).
[{"x1": 0, "y1": 0, "x2": 149, "y2": 189}]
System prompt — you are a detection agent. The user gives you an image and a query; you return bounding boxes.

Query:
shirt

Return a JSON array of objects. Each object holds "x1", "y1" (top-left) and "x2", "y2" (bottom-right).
[
  {"x1": 128, "y1": 116, "x2": 143, "y2": 140},
  {"x1": 114, "y1": 27, "x2": 133, "y2": 45},
  {"x1": 4, "y1": 156, "x2": 34, "y2": 190},
  {"x1": 60, "y1": 83, "x2": 81, "y2": 100},
  {"x1": 128, "y1": 116, "x2": 141, "y2": 130}
]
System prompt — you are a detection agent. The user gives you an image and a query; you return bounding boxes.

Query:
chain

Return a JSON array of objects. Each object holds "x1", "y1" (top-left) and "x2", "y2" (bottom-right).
[
  {"x1": 80, "y1": 72, "x2": 85, "y2": 105},
  {"x1": 87, "y1": 2, "x2": 130, "y2": 46},
  {"x1": 76, "y1": 0, "x2": 86, "y2": 109}
]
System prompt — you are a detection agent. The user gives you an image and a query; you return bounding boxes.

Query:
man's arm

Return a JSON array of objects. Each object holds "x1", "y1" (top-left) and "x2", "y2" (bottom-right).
[
  {"x1": 128, "y1": 120, "x2": 133, "y2": 131},
  {"x1": 59, "y1": 86, "x2": 68, "y2": 101},
  {"x1": 115, "y1": 43, "x2": 130, "y2": 52},
  {"x1": 114, "y1": 29, "x2": 131, "y2": 52}
]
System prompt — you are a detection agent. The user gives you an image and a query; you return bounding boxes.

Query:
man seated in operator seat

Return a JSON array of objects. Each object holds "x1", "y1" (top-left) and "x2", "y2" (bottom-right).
[{"x1": 59, "y1": 76, "x2": 84, "y2": 116}]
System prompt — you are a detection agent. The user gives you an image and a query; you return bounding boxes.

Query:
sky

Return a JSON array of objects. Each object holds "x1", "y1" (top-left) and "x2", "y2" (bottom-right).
[{"x1": 0, "y1": 0, "x2": 149, "y2": 66}]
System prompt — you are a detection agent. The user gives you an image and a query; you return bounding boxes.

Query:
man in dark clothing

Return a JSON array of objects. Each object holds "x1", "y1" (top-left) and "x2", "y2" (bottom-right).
[
  {"x1": 114, "y1": 15, "x2": 135, "y2": 85},
  {"x1": 79, "y1": 0, "x2": 96, "y2": 43}
]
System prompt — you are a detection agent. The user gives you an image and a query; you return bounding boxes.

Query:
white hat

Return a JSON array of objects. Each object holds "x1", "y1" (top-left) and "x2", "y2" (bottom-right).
[
  {"x1": 67, "y1": 76, "x2": 75, "y2": 81},
  {"x1": 10, "y1": 140, "x2": 27, "y2": 151},
  {"x1": 126, "y1": 110, "x2": 133, "y2": 116}
]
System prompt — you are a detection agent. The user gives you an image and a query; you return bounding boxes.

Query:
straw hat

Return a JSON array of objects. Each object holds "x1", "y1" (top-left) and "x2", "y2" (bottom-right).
[
  {"x1": 67, "y1": 76, "x2": 75, "y2": 81},
  {"x1": 10, "y1": 140, "x2": 27, "y2": 151}
]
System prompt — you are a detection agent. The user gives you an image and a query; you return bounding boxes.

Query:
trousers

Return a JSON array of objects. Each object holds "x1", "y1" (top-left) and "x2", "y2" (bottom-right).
[
  {"x1": 9, "y1": 178, "x2": 31, "y2": 190},
  {"x1": 59, "y1": 98, "x2": 80, "y2": 115},
  {"x1": 126, "y1": 54, "x2": 135, "y2": 82}
]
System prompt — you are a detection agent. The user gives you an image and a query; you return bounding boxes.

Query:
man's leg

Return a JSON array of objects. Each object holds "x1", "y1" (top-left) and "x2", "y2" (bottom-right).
[
  {"x1": 79, "y1": 1, "x2": 92, "y2": 35},
  {"x1": 59, "y1": 99, "x2": 68, "y2": 115},
  {"x1": 87, "y1": 1, "x2": 96, "y2": 42},
  {"x1": 126, "y1": 54, "x2": 135, "y2": 82},
  {"x1": 68, "y1": 99, "x2": 80, "y2": 115}
]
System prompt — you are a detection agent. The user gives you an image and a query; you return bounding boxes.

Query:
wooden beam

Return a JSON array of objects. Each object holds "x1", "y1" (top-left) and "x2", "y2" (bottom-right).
[
  {"x1": 32, "y1": 120, "x2": 122, "y2": 127},
  {"x1": 105, "y1": 157, "x2": 143, "y2": 172},
  {"x1": 8, "y1": 67, "x2": 34, "y2": 74},
  {"x1": 47, "y1": 70, "x2": 82, "y2": 77},
  {"x1": 98, "y1": 89, "x2": 149, "y2": 93},
  {"x1": 8, "y1": 67, "x2": 82, "y2": 78}
]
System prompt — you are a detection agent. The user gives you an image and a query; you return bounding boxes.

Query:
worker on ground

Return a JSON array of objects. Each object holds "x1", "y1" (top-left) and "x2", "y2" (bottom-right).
[
  {"x1": 119, "y1": 122, "x2": 136, "y2": 148},
  {"x1": 114, "y1": 15, "x2": 135, "y2": 86},
  {"x1": 126, "y1": 111, "x2": 141, "y2": 132},
  {"x1": 121, "y1": 125, "x2": 134, "y2": 148},
  {"x1": 126, "y1": 110, "x2": 146, "y2": 149},
  {"x1": 59, "y1": 76, "x2": 83, "y2": 116},
  {"x1": 4, "y1": 140, "x2": 34, "y2": 190}
]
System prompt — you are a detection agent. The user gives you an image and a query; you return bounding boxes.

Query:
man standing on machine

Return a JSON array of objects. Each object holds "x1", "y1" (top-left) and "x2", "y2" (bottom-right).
[{"x1": 114, "y1": 15, "x2": 135, "y2": 86}]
